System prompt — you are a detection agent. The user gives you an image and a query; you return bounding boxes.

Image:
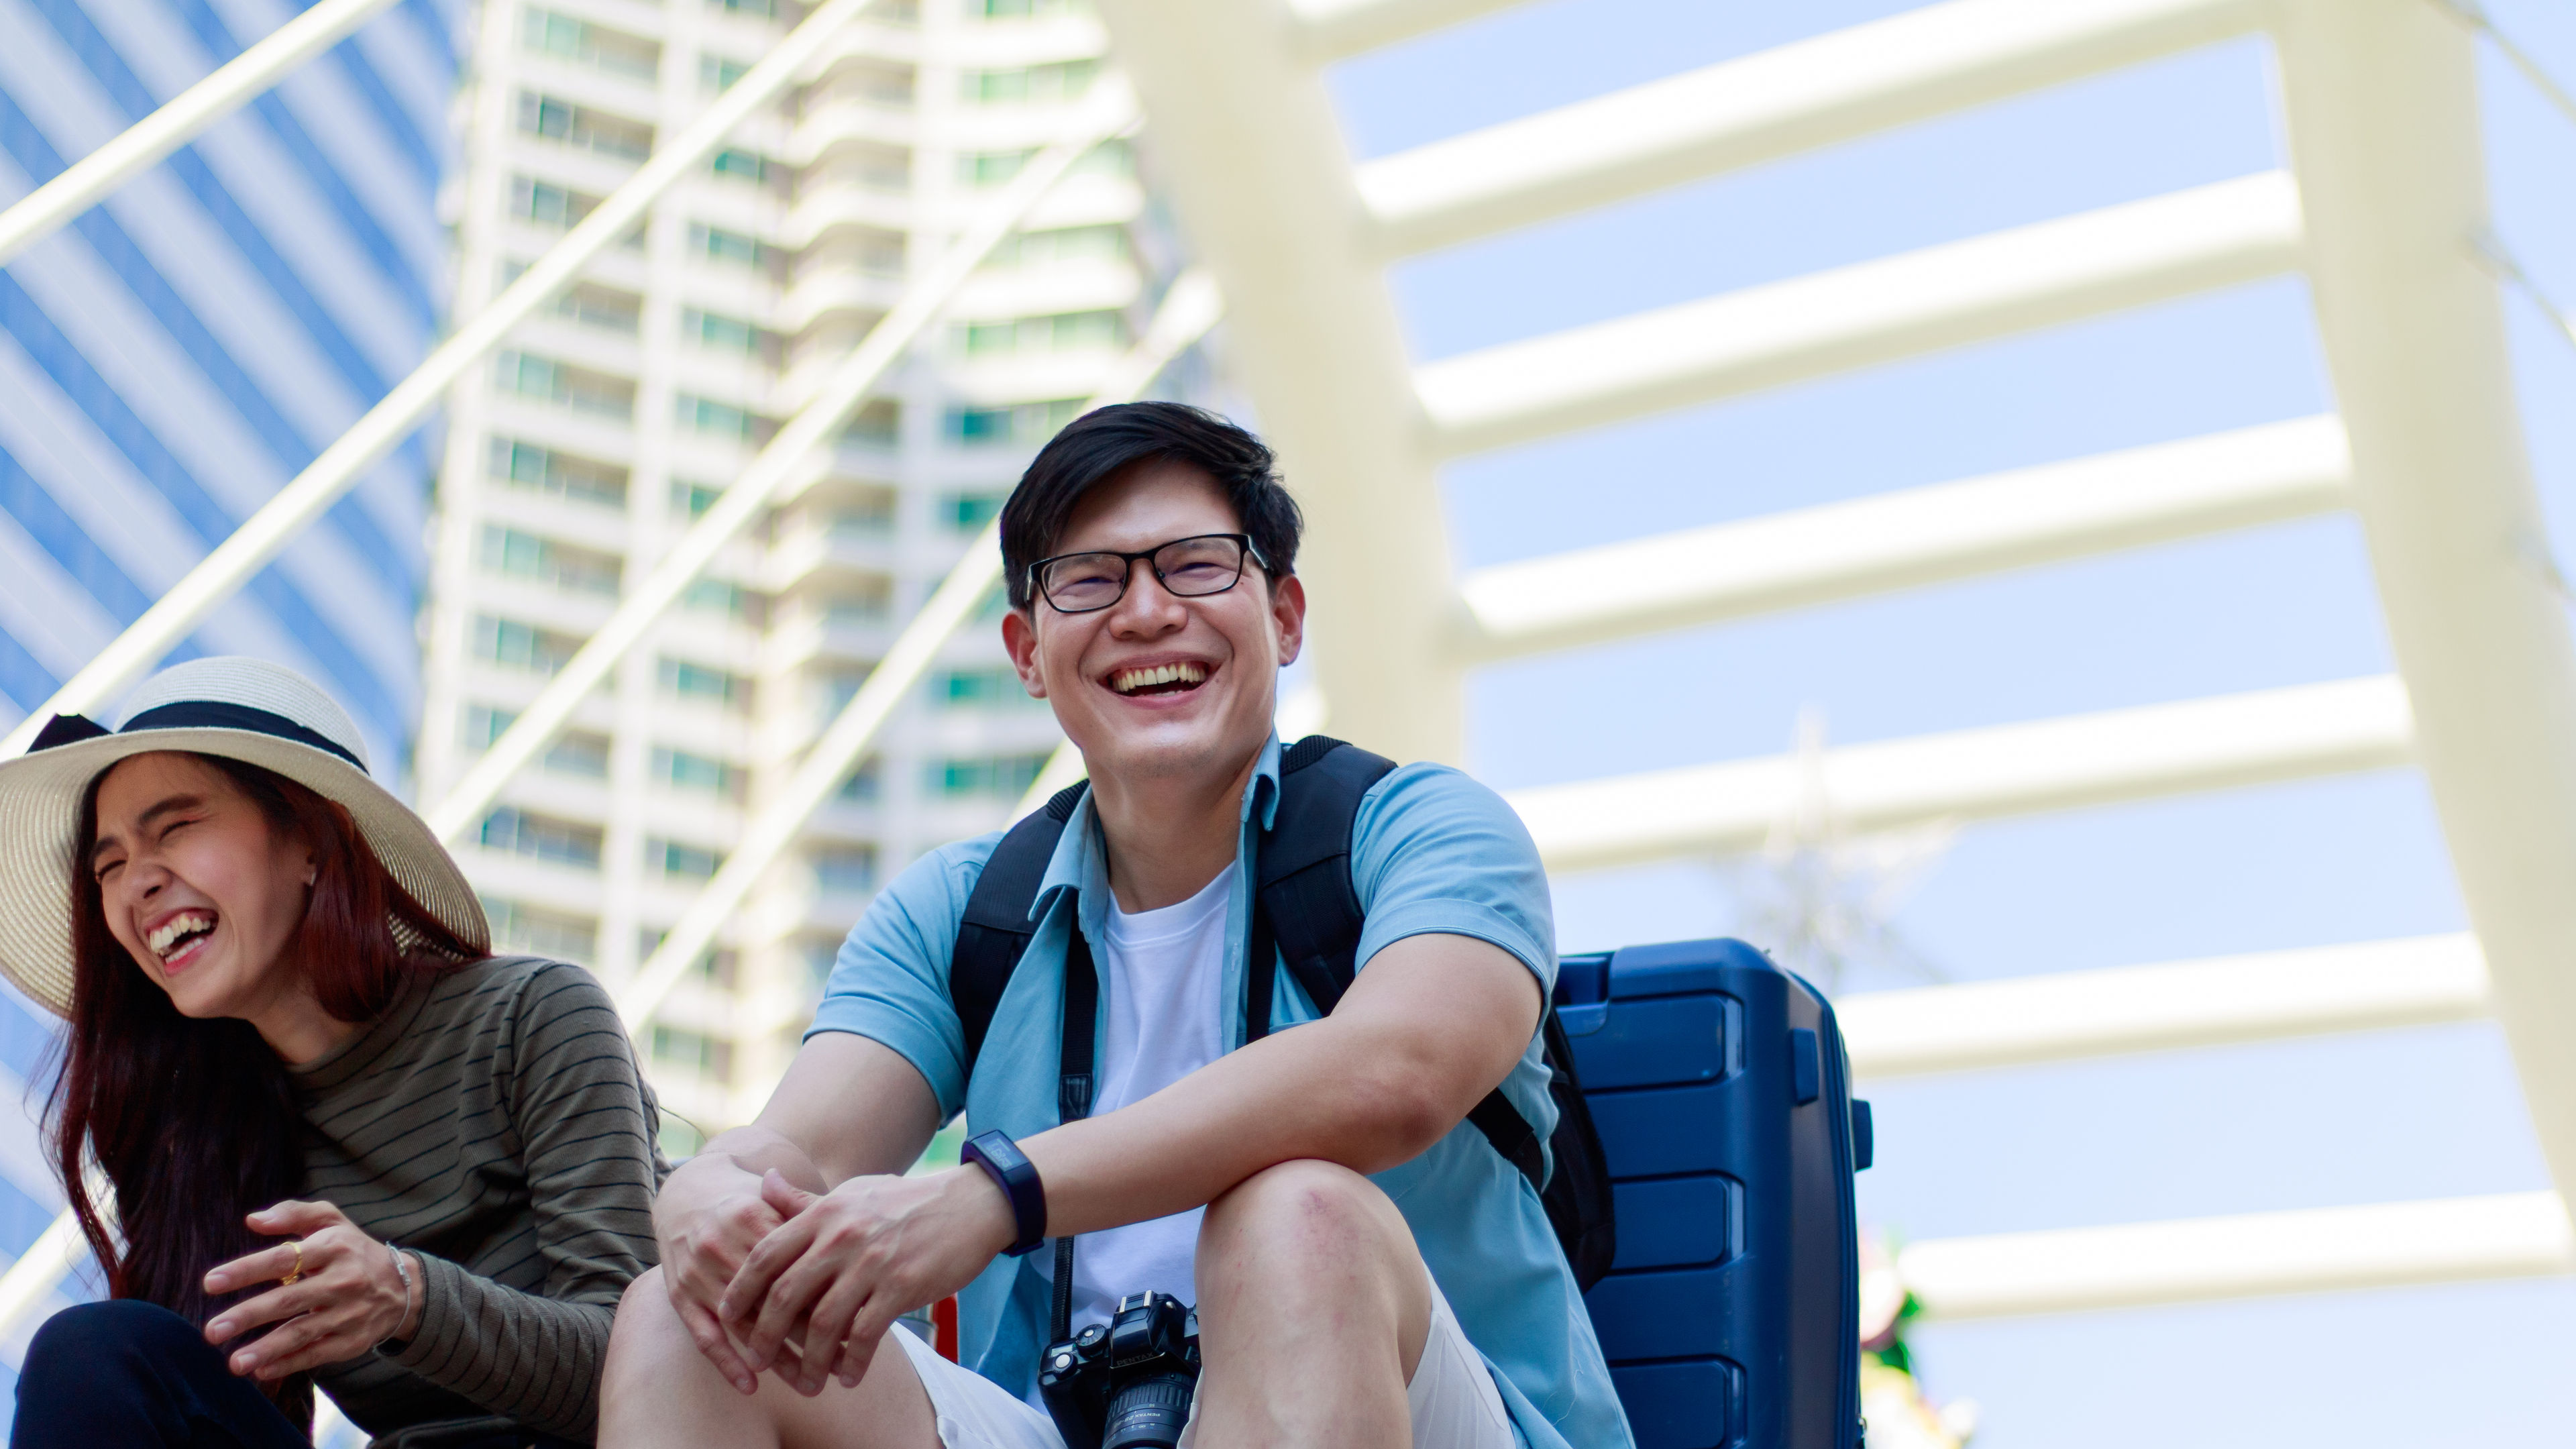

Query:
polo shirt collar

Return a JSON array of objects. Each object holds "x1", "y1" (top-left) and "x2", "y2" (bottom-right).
[{"x1": 1029, "y1": 733, "x2": 1285, "y2": 937}]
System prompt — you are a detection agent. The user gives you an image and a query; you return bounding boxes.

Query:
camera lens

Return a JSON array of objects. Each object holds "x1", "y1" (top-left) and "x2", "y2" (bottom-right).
[{"x1": 1100, "y1": 1371, "x2": 1193, "y2": 1449}]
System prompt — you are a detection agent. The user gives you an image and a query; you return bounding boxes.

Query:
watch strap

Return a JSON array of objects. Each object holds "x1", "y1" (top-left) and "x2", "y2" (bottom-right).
[{"x1": 961, "y1": 1129, "x2": 1047, "y2": 1256}]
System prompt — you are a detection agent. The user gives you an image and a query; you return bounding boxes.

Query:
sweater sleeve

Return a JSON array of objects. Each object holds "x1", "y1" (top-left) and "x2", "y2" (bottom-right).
[{"x1": 380, "y1": 963, "x2": 661, "y2": 1438}]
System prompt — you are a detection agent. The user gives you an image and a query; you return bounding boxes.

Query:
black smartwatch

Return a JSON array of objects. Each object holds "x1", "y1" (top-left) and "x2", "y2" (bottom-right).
[{"x1": 960, "y1": 1130, "x2": 1047, "y2": 1257}]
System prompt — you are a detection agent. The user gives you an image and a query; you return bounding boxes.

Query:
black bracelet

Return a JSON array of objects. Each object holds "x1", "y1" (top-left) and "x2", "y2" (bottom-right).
[{"x1": 960, "y1": 1130, "x2": 1047, "y2": 1257}]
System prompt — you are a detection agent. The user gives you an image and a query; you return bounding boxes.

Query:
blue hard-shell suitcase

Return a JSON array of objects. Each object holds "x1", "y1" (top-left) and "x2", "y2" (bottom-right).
[{"x1": 1560, "y1": 939, "x2": 1873, "y2": 1449}]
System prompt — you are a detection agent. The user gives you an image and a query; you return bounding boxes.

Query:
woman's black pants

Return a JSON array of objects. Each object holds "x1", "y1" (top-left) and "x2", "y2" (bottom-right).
[{"x1": 12, "y1": 1300, "x2": 307, "y2": 1448}]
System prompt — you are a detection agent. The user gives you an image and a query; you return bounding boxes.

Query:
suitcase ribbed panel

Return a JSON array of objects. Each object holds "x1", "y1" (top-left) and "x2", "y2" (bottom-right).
[{"x1": 1566, "y1": 939, "x2": 1865, "y2": 1449}]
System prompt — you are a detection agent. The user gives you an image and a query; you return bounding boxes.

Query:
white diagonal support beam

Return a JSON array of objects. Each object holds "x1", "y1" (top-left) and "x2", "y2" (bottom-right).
[
  {"x1": 0, "y1": 0, "x2": 892, "y2": 757},
  {"x1": 0, "y1": 1208, "x2": 84, "y2": 1341},
  {"x1": 1509, "y1": 676, "x2": 2412, "y2": 873},
  {"x1": 1092, "y1": 0, "x2": 1462, "y2": 764},
  {"x1": 1458, "y1": 415, "x2": 2350, "y2": 661},
  {"x1": 615, "y1": 271, "x2": 1222, "y2": 1030},
  {"x1": 1840, "y1": 934, "x2": 2489, "y2": 1080},
  {"x1": 1287, "y1": 0, "x2": 1535, "y2": 62},
  {"x1": 423, "y1": 87, "x2": 1138, "y2": 842},
  {"x1": 0, "y1": 0, "x2": 402, "y2": 265},
  {"x1": 1900, "y1": 1192, "x2": 2575, "y2": 1319},
  {"x1": 1358, "y1": 0, "x2": 2263, "y2": 255},
  {"x1": 1416, "y1": 172, "x2": 2303, "y2": 458},
  {"x1": 2272, "y1": 0, "x2": 2576, "y2": 1201}
]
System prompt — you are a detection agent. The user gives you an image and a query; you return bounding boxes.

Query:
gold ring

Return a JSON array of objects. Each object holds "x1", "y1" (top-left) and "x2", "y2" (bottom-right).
[{"x1": 282, "y1": 1239, "x2": 304, "y2": 1287}]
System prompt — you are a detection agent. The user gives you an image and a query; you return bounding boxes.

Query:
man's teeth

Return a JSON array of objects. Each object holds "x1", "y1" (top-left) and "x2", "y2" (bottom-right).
[
  {"x1": 146, "y1": 913, "x2": 214, "y2": 957},
  {"x1": 1112, "y1": 663, "x2": 1208, "y2": 694}
]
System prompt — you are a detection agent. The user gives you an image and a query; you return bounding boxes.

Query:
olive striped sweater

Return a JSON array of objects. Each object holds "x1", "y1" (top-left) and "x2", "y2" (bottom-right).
[{"x1": 290, "y1": 956, "x2": 663, "y2": 1445}]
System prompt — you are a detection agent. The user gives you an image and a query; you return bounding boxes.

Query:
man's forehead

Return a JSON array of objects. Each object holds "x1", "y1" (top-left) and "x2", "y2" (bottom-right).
[{"x1": 1057, "y1": 460, "x2": 1238, "y2": 550}]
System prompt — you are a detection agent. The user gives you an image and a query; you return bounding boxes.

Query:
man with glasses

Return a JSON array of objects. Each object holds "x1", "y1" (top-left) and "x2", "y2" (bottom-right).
[{"x1": 600, "y1": 403, "x2": 1629, "y2": 1449}]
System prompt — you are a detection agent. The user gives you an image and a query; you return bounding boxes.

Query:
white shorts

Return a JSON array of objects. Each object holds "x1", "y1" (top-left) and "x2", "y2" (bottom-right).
[{"x1": 890, "y1": 1272, "x2": 1518, "y2": 1449}]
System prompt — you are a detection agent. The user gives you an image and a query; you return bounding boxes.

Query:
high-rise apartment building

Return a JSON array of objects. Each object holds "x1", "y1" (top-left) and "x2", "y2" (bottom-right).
[
  {"x1": 0, "y1": 0, "x2": 459, "y2": 1389},
  {"x1": 423, "y1": 0, "x2": 1182, "y2": 1142}
]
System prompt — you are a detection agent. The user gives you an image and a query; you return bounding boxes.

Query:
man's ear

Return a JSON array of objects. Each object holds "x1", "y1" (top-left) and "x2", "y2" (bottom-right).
[
  {"x1": 1270, "y1": 573, "x2": 1307, "y2": 667},
  {"x1": 1001, "y1": 604, "x2": 1049, "y2": 698}
]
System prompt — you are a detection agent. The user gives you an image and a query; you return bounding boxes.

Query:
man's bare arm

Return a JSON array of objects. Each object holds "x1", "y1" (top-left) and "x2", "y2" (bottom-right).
[
  {"x1": 1020, "y1": 931, "x2": 1545, "y2": 1235},
  {"x1": 713, "y1": 934, "x2": 1541, "y2": 1397}
]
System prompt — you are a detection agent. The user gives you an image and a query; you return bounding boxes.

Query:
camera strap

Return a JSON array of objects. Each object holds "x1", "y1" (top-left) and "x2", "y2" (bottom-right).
[{"x1": 1052, "y1": 908, "x2": 1098, "y2": 1345}]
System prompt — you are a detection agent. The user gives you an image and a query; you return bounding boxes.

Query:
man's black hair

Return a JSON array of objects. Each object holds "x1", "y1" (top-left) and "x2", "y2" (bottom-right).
[{"x1": 999, "y1": 402, "x2": 1303, "y2": 611}]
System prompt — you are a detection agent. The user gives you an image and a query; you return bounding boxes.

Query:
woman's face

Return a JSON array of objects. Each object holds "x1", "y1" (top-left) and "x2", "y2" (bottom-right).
[{"x1": 89, "y1": 753, "x2": 314, "y2": 1023}]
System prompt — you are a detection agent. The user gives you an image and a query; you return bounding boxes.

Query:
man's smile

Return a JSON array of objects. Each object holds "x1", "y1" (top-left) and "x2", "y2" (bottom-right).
[{"x1": 1106, "y1": 660, "x2": 1212, "y2": 696}]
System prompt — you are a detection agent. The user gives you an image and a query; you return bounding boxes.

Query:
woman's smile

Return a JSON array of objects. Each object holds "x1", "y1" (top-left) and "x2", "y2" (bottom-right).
[{"x1": 142, "y1": 908, "x2": 219, "y2": 973}]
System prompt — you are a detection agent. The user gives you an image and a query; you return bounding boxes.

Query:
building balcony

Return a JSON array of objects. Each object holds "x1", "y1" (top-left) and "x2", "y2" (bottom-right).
[
  {"x1": 787, "y1": 99, "x2": 919, "y2": 165},
  {"x1": 950, "y1": 254, "x2": 1142, "y2": 319},
  {"x1": 757, "y1": 521, "x2": 904, "y2": 594},
  {"x1": 779, "y1": 268, "x2": 908, "y2": 337},
  {"x1": 783, "y1": 184, "x2": 916, "y2": 250}
]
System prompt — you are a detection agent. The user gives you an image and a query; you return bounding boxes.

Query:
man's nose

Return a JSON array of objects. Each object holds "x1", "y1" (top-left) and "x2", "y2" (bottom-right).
[{"x1": 1106, "y1": 562, "x2": 1187, "y2": 632}]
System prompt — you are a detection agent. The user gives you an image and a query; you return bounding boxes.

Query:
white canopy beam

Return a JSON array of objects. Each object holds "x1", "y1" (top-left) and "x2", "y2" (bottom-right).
[
  {"x1": 0, "y1": 0, "x2": 402, "y2": 266},
  {"x1": 1415, "y1": 172, "x2": 2304, "y2": 458},
  {"x1": 1840, "y1": 933, "x2": 2487, "y2": 1080},
  {"x1": 2271, "y1": 0, "x2": 2576, "y2": 1204},
  {"x1": 1900, "y1": 1191, "x2": 2574, "y2": 1319},
  {"x1": 1458, "y1": 415, "x2": 2349, "y2": 661},
  {"x1": 0, "y1": 0, "x2": 892, "y2": 758},
  {"x1": 1091, "y1": 0, "x2": 1463, "y2": 764},
  {"x1": 1358, "y1": 0, "x2": 2263, "y2": 256},
  {"x1": 1508, "y1": 676, "x2": 2412, "y2": 872},
  {"x1": 1287, "y1": 0, "x2": 1536, "y2": 62},
  {"x1": 422, "y1": 87, "x2": 1138, "y2": 841},
  {"x1": 615, "y1": 271, "x2": 1223, "y2": 1030}
]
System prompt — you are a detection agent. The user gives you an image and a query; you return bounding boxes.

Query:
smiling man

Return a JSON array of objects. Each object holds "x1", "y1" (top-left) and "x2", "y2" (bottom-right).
[{"x1": 600, "y1": 404, "x2": 1630, "y2": 1449}]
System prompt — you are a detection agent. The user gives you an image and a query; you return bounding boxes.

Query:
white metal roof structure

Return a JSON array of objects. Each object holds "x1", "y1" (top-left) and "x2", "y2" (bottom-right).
[{"x1": 1085, "y1": 0, "x2": 2576, "y2": 1318}]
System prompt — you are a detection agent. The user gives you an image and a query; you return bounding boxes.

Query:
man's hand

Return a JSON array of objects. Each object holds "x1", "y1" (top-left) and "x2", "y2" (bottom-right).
[
  {"x1": 718, "y1": 1165, "x2": 1017, "y2": 1397},
  {"x1": 200, "y1": 1200, "x2": 417, "y2": 1381},
  {"x1": 653, "y1": 1155, "x2": 797, "y2": 1395}
]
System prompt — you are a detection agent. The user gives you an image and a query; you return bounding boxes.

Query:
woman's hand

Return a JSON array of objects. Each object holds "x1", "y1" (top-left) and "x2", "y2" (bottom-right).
[{"x1": 202, "y1": 1199, "x2": 422, "y2": 1381}]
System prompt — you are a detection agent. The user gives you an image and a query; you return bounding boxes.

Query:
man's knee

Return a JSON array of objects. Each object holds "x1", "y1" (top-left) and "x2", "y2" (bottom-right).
[{"x1": 1201, "y1": 1161, "x2": 1408, "y2": 1280}]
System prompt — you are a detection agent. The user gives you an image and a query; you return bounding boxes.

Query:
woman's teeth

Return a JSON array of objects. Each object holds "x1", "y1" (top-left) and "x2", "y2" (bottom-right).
[
  {"x1": 1111, "y1": 662, "x2": 1208, "y2": 695},
  {"x1": 146, "y1": 912, "x2": 215, "y2": 960}
]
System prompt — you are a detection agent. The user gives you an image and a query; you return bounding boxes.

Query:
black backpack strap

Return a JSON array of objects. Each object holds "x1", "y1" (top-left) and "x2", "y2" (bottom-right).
[
  {"x1": 1252, "y1": 737, "x2": 1554, "y2": 1196},
  {"x1": 1251, "y1": 736, "x2": 1397, "y2": 1022},
  {"x1": 1051, "y1": 918, "x2": 1097, "y2": 1344},
  {"x1": 953, "y1": 782, "x2": 1089, "y2": 1077}
]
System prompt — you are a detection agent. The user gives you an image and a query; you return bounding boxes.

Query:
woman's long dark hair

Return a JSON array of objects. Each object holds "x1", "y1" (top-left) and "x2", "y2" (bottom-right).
[{"x1": 44, "y1": 754, "x2": 480, "y2": 1331}]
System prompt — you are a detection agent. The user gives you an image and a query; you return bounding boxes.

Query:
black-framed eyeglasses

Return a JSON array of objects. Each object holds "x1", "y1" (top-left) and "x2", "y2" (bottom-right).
[{"x1": 1027, "y1": 533, "x2": 1271, "y2": 614}]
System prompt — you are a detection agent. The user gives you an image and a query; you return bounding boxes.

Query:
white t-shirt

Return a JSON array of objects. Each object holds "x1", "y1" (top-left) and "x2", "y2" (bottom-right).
[{"x1": 1058, "y1": 864, "x2": 1234, "y2": 1339}]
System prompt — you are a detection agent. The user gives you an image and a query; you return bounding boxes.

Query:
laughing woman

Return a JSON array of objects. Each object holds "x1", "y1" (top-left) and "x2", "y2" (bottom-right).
[{"x1": 1, "y1": 659, "x2": 664, "y2": 1448}]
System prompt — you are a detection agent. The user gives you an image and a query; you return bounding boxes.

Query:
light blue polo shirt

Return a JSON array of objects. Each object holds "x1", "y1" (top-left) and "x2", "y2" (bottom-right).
[{"x1": 808, "y1": 735, "x2": 1632, "y2": 1449}]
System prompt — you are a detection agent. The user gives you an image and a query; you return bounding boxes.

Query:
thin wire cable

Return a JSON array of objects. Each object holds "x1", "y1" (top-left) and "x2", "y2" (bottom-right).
[
  {"x1": 2430, "y1": 0, "x2": 2576, "y2": 129},
  {"x1": 2470, "y1": 229, "x2": 2576, "y2": 356}
]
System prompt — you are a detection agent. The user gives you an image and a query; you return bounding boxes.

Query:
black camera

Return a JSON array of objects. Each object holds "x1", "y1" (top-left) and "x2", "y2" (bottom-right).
[{"x1": 1036, "y1": 1291, "x2": 1201, "y2": 1449}]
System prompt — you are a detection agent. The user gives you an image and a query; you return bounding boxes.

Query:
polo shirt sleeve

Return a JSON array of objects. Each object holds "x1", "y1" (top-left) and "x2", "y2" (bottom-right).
[
  {"x1": 1347, "y1": 763, "x2": 1557, "y2": 995},
  {"x1": 804, "y1": 833, "x2": 998, "y2": 1121}
]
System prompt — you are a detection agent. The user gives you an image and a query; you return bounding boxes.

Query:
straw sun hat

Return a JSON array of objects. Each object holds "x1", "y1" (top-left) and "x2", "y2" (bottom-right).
[{"x1": 0, "y1": 657, "x2": 488, "y2": 1017}]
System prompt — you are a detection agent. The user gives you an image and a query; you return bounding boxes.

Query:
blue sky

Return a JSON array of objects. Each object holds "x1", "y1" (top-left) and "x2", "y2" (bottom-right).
[{"x1": 1324, "y1": 2, "x2": 2576, "y2": 1444}]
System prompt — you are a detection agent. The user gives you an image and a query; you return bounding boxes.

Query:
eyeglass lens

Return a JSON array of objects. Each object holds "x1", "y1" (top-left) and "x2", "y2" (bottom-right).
[{"x1": 1040, "y1": 535, "x2": 1248, "y2": 612}]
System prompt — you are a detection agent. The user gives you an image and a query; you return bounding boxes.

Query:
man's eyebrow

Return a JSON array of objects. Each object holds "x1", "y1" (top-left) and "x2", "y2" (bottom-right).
[{"x1": 90, "y1": 794, "x2": 207, "y2": 864}]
